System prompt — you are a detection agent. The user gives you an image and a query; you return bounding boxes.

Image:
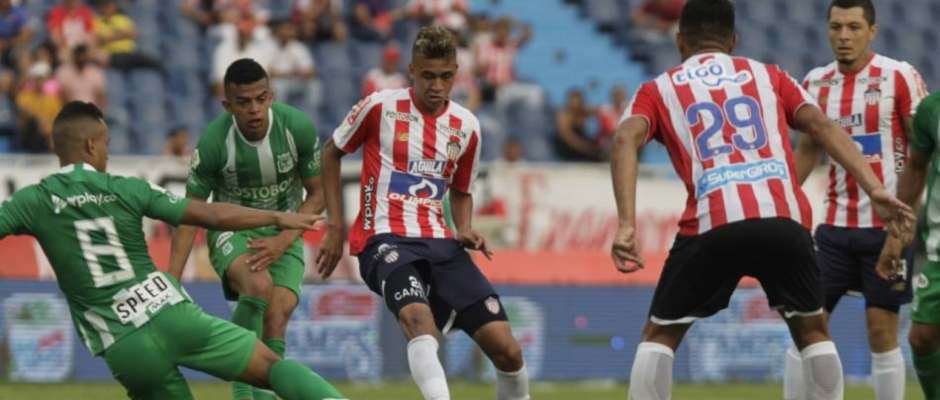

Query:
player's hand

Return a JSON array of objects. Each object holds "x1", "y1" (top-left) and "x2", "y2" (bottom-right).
[
  {"x1": 457, "y1": 229, "x2": 494, "y2": 260},
  {"x1": 316, "y1": 224, "x2": 344, "y2": 279},
  {"x1": 870, "y1": 188, "x2": 915, "y2": 241},
  {"x1": 274, "y1": 212, "x2": 324, "y2": 231},
  {"x1": 875, "y1": 234, "x2": 905, "y2": 281},
  {"x1": 612, "y1": 224, "x2": 644, "y2": 273},
  {"x1": 247, "y1": 236, "x2": 291, "y2": 272}
]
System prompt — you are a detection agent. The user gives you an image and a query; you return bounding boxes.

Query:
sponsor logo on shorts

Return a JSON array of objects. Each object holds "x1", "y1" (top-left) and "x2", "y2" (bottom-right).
[
  {"x1": 916, "y1": 273, "x2": 930, "y2": 290},
  {"x1": 696, "y1": 160, "x2": 789, "y2": 197},
  {"x1": 222, "y1": 242, "x2": 234, "y2": 255},
  {"x1": 377, "y1": 244, "x2": 400, "y2": 264},
  {"x1": 485, "y1": 296, "x2": 501, "y2": 314},
  {"x1": 216, "y1": 231, "x2": 234, "y2": 248},
  {"x1": 393, "y1": 275, "x2": 425, "y2": 301},
  {"x1": 111, "y1": 273, "x2": 185, "y2": 326}
]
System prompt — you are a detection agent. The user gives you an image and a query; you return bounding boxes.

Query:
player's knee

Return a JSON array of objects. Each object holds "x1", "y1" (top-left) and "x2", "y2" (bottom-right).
[
  {"x1": 491, "y1": 340, "x2": 524, "y2": 372},
  {"x1": 398, "y1": 304, "x2": 436, "y2": 336},
  {"x1": 909, "y1": 325, "x2": 940, "y2": 355},
  {"x1": 242, "y1": 274, "x2": 274, "y2": 299},
  {"x1": 867, "y1": 324, "x2": 898, "y2": 350}
]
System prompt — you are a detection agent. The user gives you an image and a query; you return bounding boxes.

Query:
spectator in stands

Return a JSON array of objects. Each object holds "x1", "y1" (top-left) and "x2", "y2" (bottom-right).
[
  {"x1": 0, "y1": 65, "x2": 15, "y2": 143},
  {"x1": 348, "y1": 0, "x2": 393, "y2": 42},
  {"x1": 269, "y1": 19, "x2": 320, "y2": 115},
  {"x1": 164, "y1": 126, "x2": 191, "y2": 158},
  {"x1": 47, "y1": 0, "x2": 96, "y2": 56},
  {"x1": 94, "y1": 0, "x2": 160, "y2": 71},
  {"x1": 596, "y1": 85, "x2": 627, "y2": 148},
  {"x1": 630, "y1": 0, "x2": 684, "y2": 44},
  {"x1": 56, "y1": 44, "x2": 106, "y2": 109},
  {"x1": 180, "y1": 0, "x2": 214, "y2": 29},
  {"x1": 452, "y1": 28, "x2": 481, "y2": 110},
  {"x1": 0, "y1": 0, "x2": 34, "y2": 69},
  {"x1": 15, "y1": 59, "x2": 62, "y2": 153},
  {"x1": 474, "y1": 16, "x2": 532, "y2": 102},
  {"x1": 555, "y1": 89, "x2": 603, "y2": 162},
  {"x1": 361, "y1": 44, "x2": 407, "y2": 96},
  {"x1": 401, "y1": 0, "x2": 469, "y2": 33},
  {"x1": 211, "y1": 18, "x2": 275, "y2": 97},
  {"x1": 292, "y1": 0, "x2": 347, "y2": 43},
  {"x1": 502, "y1": 137, "x2": 523, "y2": 163}
]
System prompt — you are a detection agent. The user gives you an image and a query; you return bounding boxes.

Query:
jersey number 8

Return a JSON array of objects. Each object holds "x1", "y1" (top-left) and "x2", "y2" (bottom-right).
[
  {"x1": 687, "y1": 95, "x2": 768, "y2": 161},
  {"x1": 74, "y1": 217, "x2": 134, "y2": 288}
]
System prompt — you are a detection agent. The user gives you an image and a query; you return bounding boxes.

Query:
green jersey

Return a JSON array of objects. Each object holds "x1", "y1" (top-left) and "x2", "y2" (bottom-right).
[
  {"x1": 187, "y1": 102, "x2": 321, "y2": 211},
  {"x1": 0, "y1": 163, "x2": 193, "y2": 355},
  {"x1": 912, "y1": 92, "x2": 940, "y2": 261}
]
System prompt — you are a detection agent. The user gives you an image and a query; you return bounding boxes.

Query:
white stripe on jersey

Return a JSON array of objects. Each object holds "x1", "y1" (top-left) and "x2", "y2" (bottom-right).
[
  {"x1": 374, "y1": 115, "x2": 394, "y2": 235},
  {"x1": 404, "y1": 116, "x2": 425, "y2": 237},
  {"x1": 84, "y1": 309, "x2": 114, "y2": 348}
]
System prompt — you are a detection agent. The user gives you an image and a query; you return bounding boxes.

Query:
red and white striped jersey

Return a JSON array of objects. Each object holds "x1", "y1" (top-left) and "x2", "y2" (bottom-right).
[
  {"x1": 333, "y1": 88, "x2": 482, "y2": 254},
  {"x1": 621, "y1": 52, "x2": 815, "y2": 236},
  {"x1": 803, "y1": 53, "x2": 928, "y2": 228}
]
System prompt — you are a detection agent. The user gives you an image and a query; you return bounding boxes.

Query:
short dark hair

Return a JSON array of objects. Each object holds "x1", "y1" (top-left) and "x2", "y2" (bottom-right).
[
  {"x1": 828, "y1": 0, "x2": 876, "y2": 25},
  {"x1": 52, "y1": 101, "x2": 106, "y2": 157},
  {"x1": 678, "y1": 0, "x2": 735, "y2": 48},
  {"x1": 54, "y1": 101, "x2": 104, "y2": 127},
  {"x1": 223, "y1": 58, "x2": 268, "y2": 87},
  {"x1": 412, "y1": 25, "x2": 457, "y2": 60}
]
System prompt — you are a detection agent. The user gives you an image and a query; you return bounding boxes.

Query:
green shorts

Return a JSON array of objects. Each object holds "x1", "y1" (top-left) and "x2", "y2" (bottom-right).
[
  {"x1": 912, "y1": 259, "x2": 940, "y2": 324},
  {"x1": 103, "y1": 302, "x2": 257, "y2": 400},
  {"x1": 207, "y1": 228, "x2": 305, "y2": 301}
]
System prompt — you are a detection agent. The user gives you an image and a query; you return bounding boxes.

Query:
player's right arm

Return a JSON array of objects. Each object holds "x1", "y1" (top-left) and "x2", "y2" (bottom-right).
[
  {"x1": 794, "y1": 132, "x2": 822, "y2": 185},
  {"x1": 168, "y1": 137, "x2": 221, "y2": 280},
  {"x1": 0, "y1": 188, "x2": 34, "y2": 240},
  {"x1": 316, "y1": 94, "x2": 382, "y2": 278}
]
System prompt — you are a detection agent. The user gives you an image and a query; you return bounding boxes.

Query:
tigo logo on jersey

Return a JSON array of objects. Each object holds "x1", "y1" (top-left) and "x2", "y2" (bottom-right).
[
  {"x1": 672, "y1": 60, "x2": 753, "y2": 88},
  {"x1": 408, "y1": 160, "x2": 446, "y2": 175},
  {"x1": 696, "y1": 160, "x2": 789, "y2": 197},
  {"x1": 851, "y1": 133, "x2": 883, "y2": 162},
  {"x1": 388, "y1": 171, "x2": 446, "y2": 208}
]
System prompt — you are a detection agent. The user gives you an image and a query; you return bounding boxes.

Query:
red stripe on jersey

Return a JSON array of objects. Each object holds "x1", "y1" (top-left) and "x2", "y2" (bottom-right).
[
  {"x1": 389, "y1": 99, "x2": 411, "y2": 236},
  {"x1": 416, "y1": 114, "x2": 439, "y2": 238},
  {"x1": 867, "y1": 66, "x2": 884, "y2": 227},
  {"x1": 666, "y1": 68, "x2": 704, "y2": 233},
  {"x1": 736, "y1": 59, "x2": 783, "y2": 219},
  {"x1": 452, "y1": 130, "x2": 478, "y2": 192},
  {"x1": 840, "y1": 74, "x2": 860, "y2": 227},
  {"x1": 816, "y1": 69, "x2": 839, "y2": 225},
  {"x1": 701, "y1": 66, "x2": 732, "y2": 227},
  {"x1": 348, "y1": 104, "x2": 383, "y2": 254}
]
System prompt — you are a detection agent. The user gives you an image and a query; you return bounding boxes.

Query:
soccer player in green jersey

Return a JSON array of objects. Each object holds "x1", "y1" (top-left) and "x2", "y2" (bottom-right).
[
  {"x1": 878, "y1": 92, "x2": 940, "y2": 400},
  {"x1": 0, "y1": 101, "x2": 345, "y2": 400},
  {"x1": 168, "y1": 58, "x2": 325, "y2": 400}
]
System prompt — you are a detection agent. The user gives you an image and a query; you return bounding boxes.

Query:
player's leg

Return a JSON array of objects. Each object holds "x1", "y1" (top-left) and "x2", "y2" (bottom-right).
[
  {"x1": 784, "y1": 224, "x2": 856, "y2": 400},
  {"x1": 466, "y1": 310, "x2": 527, "y2": 400},
  {"x1": 165, "y1": 301, "x2": 346, "y2": 400},
  {"x1": 910, "y1": 261, "x2": 940, "y2": 400},
  {"x1": 209, "y1": 230, "x2": 275, "y2": 399},
  {"x1": 627, "y1": 225, "x2": 738, "y2": 400},
  {"x1": 103, "y1": 317, "x2": 196, "y2": 400},
  {"x1": 754, "y1": 219, "x2": 842, "y2": 400},
  {"x1": 256, "y1": 247, "x2": 304, "y2": 400}
]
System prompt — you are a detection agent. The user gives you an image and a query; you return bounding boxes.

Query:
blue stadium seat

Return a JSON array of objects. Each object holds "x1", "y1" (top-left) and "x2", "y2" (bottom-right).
[
  {"x1": 585, "y1": 0, "x2": 622, "y2": 29},
  {"x1": 0, "y1": 136, "x2": 9, "y2": 153},
  {"x1": 348, "y1": 41, "x2": 383, "y2": 83}
]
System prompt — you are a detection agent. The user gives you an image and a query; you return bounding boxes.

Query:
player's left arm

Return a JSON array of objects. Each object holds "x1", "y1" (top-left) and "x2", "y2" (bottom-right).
[
  {"x1": 0, "y1": 188, "x2": 33, "y2": 240},
  {"x1": 450, "y1": 127, "x2": 492, "y2": 259},
  {"x1": 247, "y1": 109, "x2": 325, "y2": 272}
]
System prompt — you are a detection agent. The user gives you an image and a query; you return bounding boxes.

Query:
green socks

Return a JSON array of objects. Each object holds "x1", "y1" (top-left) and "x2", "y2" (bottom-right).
[
  {"x1": 231, "y1": 296, "x2": 268, "y2": 400},
  {"x1": 251, "y1": 338, "x2": 287, "y2": 399},
  {"x1": 269, "y1": 359, "x2": 346, "y2": 400},
  {"x1": 914, "y1": 347, "x2": 940, "y2": 400}
]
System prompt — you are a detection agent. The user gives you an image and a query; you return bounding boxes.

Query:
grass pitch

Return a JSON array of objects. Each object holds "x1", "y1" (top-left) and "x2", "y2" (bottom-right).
[{"x1": 0, "y1": 381, "x2": 927, "y2": 399}]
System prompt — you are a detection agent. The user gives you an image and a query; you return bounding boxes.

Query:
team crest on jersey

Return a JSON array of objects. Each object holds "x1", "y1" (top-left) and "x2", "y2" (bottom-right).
[
  {"x1": 276, "y1": 153, "x2": 294, "y2": 173},
  {"x1": 864, "y1": 85, "x2": 882, "y2": 106},
  {"x1": 446, "y1": 136, "x2": 462, "y2": 161},
  {"x1": 485, "y1": 297, "x2": 501, "y2": 314},
  {"x1": 672, "y1": 60, "x2": 753, "y2": 88}
]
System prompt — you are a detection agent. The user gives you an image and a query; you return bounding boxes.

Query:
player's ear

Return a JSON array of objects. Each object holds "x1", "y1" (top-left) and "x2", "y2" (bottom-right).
[{"x1": 729, "y1": 33, "x2": 738, "y2": 54}]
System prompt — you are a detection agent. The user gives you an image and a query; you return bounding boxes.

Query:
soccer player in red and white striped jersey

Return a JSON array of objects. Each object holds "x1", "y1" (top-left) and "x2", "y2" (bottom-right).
[
  {"x1": 610, "y1": 1, "x2": 914, "y2": 399},
  {"x1": 318, "y1": 26, "x2": 529, "y2": 400},
  {"x1": 789, "y1": 2, "x2": 928, "y2": 399}
]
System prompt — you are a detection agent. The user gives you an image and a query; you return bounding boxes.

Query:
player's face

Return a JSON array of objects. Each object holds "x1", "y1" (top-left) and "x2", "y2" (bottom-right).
[
  {"x1": 828, "y1": 7, "x2": 877, "y2": 66},
  {"x1": 409, "y1": 55, "x2": 457, "y2": 113},
  {"x1": 223, "y1": 79, "x2": 273, "y2": 140}
]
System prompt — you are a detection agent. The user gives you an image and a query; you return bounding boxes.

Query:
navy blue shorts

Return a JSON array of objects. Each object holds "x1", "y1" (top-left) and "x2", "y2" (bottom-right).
[
  {"x1": 357, "y1": 234, "x2": 499, "y2": 333},
  {"x1": 815, "y1": 224, "x2": 913, "y2": 313}
]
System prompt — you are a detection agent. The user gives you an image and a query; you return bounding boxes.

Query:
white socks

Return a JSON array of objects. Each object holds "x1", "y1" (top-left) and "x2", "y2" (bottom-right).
[
  {"x1": 496, "y1": 363, "x2": 530, "y2": 400},
  {"x1": 628, "y1": 342, "x2": 675, "y2": 400},
  {"x1": 801, "y1": 341, "x2": 844, "y2": 400},
  {"x1": 784, "y1": 346, "x2": 806, "y2": 400},
  {"x1": 407, "y1": 335, "x2": 450, "y2": 400},
  {"x1": 871, "y1": 348, "x2": 905, "y2": 400}
]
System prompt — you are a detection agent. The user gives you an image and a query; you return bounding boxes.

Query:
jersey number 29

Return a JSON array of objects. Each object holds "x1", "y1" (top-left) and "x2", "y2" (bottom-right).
[
  {"x1": 687, "y1": 95, "x2": 768, "y2": 161},
  {"x1": 75, "y1": 217, "x2": 134, "y2": 288}
]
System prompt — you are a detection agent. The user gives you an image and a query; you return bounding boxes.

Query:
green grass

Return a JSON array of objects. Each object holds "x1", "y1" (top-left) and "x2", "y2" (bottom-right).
[{"x1": 0, "y1": 381, "x2": 927, "y2": 399}]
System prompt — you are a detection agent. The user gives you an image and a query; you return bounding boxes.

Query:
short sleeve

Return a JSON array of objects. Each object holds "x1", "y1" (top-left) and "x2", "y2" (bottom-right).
[
  {"x1": 451, "y1": 128, "x2": 481, "y2": 193},
  {"x1": 619, "y1": 82, "x2": 661, "y2": 143},
  {"x1": 911, "y1": 96, "x2": 940, "y2": 154},
  {"x1": 895, "y1": 63, "x2": 929, "y2": 120},
  {"x1": 286, "y1": 106, "x2": 322, "y2": 178},
  {"x1": 774, "y1": 67, "x2": 818, "y2": 126},
  {"x1": 332, "y1": 93, "x2": 382, "y2": 153},
  {"x1": 0, "y1": 188, "x2": 34, "y2": 238},
  {"x1": 119, "y1": 178, "x2": 191, "y2": 226},
  {"x1": 186, "y1": 136, "x2": 222, "y2": 199}
]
